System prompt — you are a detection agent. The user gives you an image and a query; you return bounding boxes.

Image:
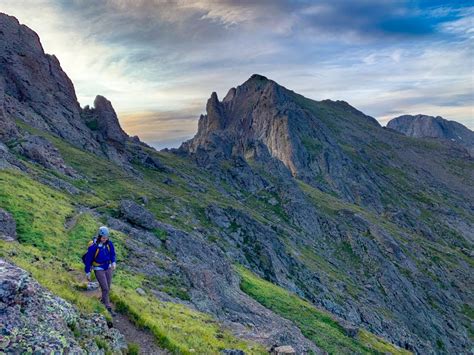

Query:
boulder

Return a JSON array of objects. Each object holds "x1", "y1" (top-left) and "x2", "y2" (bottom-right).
[
  {"x1": 120, "y1": 199, "x2": 158, "y2": 230},
  {"x1": 340, "y1": 322, "x2": 359, "y2": 338},
  {"x1": 205, "y1": 204, "x2": 231, "y2": 229},
  {"x1": 272, "y1": 345, "x2": 296, "y2": 354},
  {"x1": 0, "y1": 259, "x2": 126, "y2": 353}
]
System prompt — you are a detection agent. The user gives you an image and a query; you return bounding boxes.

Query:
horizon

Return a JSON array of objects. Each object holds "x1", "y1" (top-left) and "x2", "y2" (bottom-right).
[{"x1": 1, "y1": 1, "x2": 473, "y2": 149}]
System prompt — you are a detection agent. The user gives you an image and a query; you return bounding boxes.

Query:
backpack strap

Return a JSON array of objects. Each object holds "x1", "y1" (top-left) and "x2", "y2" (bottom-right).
[
  {"x1": 92, "y1": 246, "x2": 101, "y2": 266},
  {"x1": 92, "y1": 242, "x2": 112, "y2": 266}
]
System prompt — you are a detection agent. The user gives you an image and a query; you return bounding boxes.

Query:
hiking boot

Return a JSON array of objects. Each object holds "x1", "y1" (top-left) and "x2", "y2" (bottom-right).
[{"x1": 107, "y1": 307, "x2": 117, "y2": 316}]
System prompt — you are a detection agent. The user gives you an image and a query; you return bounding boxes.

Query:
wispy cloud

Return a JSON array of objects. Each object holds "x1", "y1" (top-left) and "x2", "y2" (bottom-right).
[
  {"x1": 1, "y1": 0, "x2": 472, "y2": 148},
  {"x1": 120, "y1": 110, "x2": 198, "y2": 149}
]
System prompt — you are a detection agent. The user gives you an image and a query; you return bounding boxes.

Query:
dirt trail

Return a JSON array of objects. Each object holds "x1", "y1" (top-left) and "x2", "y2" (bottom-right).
[
  {"x1": 112, "y1": 310, "x2": 169, "y2": 355},
  {"x1": 72, "y1": 272, "x2": 169, "y2": 355}
]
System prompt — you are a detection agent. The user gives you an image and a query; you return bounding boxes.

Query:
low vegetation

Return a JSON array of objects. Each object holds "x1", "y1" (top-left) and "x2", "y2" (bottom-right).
[
  {"x1": 236, "y1": 265, "x2": 411, "y2": 355},
  {"x1": 0, "y1": 168, "x2": 265, "y2": 354}
]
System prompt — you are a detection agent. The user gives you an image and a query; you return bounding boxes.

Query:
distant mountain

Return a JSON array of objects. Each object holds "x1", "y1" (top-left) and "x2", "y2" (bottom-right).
[
  {"x1": 1, "y1": 12, "x2": 473, "y2": 354},
  {"x1": 180, "y1": 74, "x2": 474, "y2": 353},
  {"x1": 387, "y1": 114, "x2": 474, "y2": 156}
]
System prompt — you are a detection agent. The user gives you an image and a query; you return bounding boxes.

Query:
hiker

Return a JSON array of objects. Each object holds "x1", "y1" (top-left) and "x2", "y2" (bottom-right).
[{"x1": 84, "y1": 226, "x2": 116, "y2": 314}]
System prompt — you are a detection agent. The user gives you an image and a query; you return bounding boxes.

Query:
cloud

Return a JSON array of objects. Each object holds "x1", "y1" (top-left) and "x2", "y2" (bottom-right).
[
  {"x1": 119, "y1": 110, "x2": 198, "y2": 149},
  {"x1": 1, "y1": 0, "x2": 472, "y2": 149}
]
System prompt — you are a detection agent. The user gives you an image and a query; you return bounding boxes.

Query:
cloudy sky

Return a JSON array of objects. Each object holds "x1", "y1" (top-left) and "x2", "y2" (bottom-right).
[{"x1": 2, "y1": 1, "x2": 473, "y2": 148}]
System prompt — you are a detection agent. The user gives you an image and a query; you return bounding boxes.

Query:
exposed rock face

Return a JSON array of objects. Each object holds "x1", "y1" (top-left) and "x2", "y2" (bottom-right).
[
  {"x1": 0, "y1": 13, "x2": 164, "y2": 172},
  {"x1": 0, "y1": 13, "x2": 98, "y2": 151},
  {"x1": 0, "y1": 142, "x2": 24, "y2": 171},
  {"x1": 0, "y1": 259, "x2": 126, "y2": 353},
  {"x1": 108, "y1": 211, "x2": 322, "y2": 353},
  {"x1": 81, "y1": 95, "x2": 128, "y2": 144},
  {"x1": 387, "y1": 114, "x2": 474, "y2": 156},
  {"x1": 166, "y1": 225, "x2": 322, "y2": 353},
  {"x1": 180, "y1": 74, "x2": 385, "y2": 208},
  {"x1": 119, "y1": 199, "x2": 159, "y2": 230},
  {"x1": 12, "y1": 134, "x2": 77, "y2": 176},
  {"x1": 180, "y1": 75, "x2": 474, "y2": 353},
  {"x1": 0, "y1": 208, "x2": 16, "y2": 241}
]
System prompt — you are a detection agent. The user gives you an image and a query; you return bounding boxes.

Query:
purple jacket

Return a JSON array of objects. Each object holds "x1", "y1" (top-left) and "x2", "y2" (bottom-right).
[{"x1": 84, "y1": 241, "x2": 116, "y2": 273}]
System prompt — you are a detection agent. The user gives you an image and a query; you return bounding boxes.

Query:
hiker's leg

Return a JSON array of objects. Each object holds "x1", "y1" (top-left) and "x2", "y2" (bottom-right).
[
  {"x1": 95, "y1": 270, "x2": 111, "y2": 308},
  {"x1": 105, "y1": 267, "x2": 113, "y2": 290}
]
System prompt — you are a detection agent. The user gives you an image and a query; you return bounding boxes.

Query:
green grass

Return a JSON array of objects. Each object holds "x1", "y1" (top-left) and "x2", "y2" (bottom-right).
[
  {"x1": 126, "y1": 342, "x2": 140, "y2": 355},
  {"x1": 111, "y1": 287, "x2": 266, "y2": 354},
  {"x1": 0, "y1": 166, "x2": 266, "y2": 354},
  {"x1": 0, "y1": 169, "x2": 74, "y2": 250},
  {"x1": 236, "y1": 265, "x2": 411, "y2": 355}
]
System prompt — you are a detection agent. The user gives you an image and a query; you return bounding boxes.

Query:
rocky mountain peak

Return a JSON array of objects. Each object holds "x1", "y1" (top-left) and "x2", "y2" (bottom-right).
[
  {"x1": 0, "y1": 13, "x2": 44, "y2": 54},
  {"x1": 204, "y1": 91, "x2": 226, "y2": 131},
  {"x1": 222, "y1": 87, "x2": 236, "y2": 102},
  {"x1": 249, "y1": 73, "x2": 269, "y2": 81},
  {"x1": 387, "y1": 114, "x2": 474, "y2": 156},
  {"x1": 180, "y1": 74, "x2": 295, "y2": 172},
  {"x1": 180, "y1": 74, "x2": 379, "y2": 186}
]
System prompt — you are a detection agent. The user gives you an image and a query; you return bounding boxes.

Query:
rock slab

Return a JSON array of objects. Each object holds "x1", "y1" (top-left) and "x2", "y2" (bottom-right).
[{"x1": 0, "y1": 259, "x2": 126, "y2": 353}]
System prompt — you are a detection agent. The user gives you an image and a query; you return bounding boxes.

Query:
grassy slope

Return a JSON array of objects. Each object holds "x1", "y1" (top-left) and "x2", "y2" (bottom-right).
[
  {"x1": 0, "y1": 169, "x2": 265, "y2": 354},
  {"x1": 237, "y1": 266, "x2": 411, "y2": 355},
  {"x1": 1, "y1": 121, "x2": 415, "y2": 353}
]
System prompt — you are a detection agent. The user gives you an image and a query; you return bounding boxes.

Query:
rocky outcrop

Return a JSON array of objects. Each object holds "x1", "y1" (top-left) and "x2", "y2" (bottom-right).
[
  {"x1": 0, "y1": 142, "x2": 24, "y2": 171},
  {"x1": 164, "y1": 224, "x2": 321, "y2": 353},
  {"x1": 387, "y1": 114, "x2": 474, "y2": 156},
  {"x1": 119, "y1": 199, "x2": 159, "y2": 230},
  {"x1": 12, "y1": 134, "x2": 77, "y2": 176},
  {"x1": 110, "y1": 207, "x2": 321, "y2": 353},
  {"x1": 81, "y1": 95, "x2": 128, "y2": 144},
  {"x1": 0, "y1": 209, "x2": 16, "y2": 241},
  {"x1": 0, "y1": 13, "x2": 99, "y2": 152},
  {"x1": 0, "y1": 259, "x2": 126, "y2": 353}
]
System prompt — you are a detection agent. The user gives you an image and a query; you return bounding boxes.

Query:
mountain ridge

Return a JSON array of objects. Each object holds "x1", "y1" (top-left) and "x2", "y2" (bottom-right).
[
  {"x1": 387, "y1": 114, "x2": 474, "y2": 157},
  {"x1": 0, "y1": 12, "x2": 473, "y2": 354}
]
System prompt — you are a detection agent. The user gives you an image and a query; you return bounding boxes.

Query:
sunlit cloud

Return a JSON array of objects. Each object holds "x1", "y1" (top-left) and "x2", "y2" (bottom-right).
[
  {"x1": 120, "y1": 110, "x2": 198, "y2": 149},
  {"x1": 1, "y1": 0, "x2": 472, "y2": 149}
]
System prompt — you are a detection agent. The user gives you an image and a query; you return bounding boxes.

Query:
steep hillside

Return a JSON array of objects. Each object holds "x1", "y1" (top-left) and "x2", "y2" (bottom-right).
[
  {"x1": 387, "y1": 114, "x2": 474, "y2": 157},
  {"x1": 179, "y1": 75, "x2": 473, "y2": 353},
  {"x1": 1, "y1": 13, "x2": 473, "y2": 355}
]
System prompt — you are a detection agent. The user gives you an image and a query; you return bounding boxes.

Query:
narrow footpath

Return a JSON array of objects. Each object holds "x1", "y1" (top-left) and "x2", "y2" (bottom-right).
[{"x1": 77, "y1": 274, "x2": 169, "y2": 354}]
